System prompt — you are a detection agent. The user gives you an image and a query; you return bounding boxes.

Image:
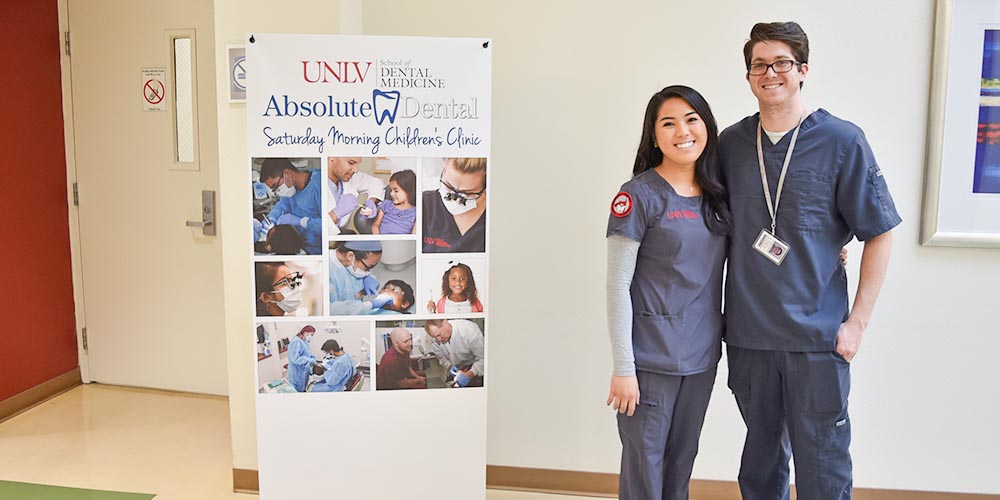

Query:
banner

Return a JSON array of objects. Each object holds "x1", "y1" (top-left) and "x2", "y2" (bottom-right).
[{"x1": 247, "y1": 34, "x2": 491, "y2": 499}]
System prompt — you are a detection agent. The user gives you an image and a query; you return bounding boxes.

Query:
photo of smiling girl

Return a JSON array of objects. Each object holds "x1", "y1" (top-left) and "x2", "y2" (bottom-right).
[{"x1": 422, "y1": 256, "x2": 486, "y2": 314}]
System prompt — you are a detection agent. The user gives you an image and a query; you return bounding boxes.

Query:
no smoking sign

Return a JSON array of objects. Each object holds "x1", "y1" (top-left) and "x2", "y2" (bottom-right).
[{"x1": 141, "y1": 67, "x2": 166, "y2": 111}]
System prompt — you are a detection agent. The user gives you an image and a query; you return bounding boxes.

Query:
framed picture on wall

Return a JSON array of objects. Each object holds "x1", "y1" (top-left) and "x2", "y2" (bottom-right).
[
  {"x1": 227, "y1": 45, "x2": 246, "y2": 103},
  {"x1": 922, "y1": 0, "x2": 1000, "y2": 247}
]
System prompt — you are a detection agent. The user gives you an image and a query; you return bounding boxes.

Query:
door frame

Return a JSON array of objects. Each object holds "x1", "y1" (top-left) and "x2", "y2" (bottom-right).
[{"x1": 57, "y1": 0, "x2": 91, "y2": 383}]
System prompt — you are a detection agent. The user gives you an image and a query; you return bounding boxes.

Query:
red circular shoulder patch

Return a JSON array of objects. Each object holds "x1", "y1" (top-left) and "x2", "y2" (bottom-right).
[{"x1": 610, "y1": 191, "x2": 633, "y2": 218}]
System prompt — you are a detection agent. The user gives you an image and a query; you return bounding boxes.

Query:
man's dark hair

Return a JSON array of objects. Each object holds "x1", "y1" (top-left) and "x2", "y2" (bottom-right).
[
  {"x1": 743, "y1": 22, "x2": 809, "y2": 88},
  {"x1": 321, "y1": 339, "x2": 343, "y2": 353},
  {"x1": 259, "y1": 158, "x2": 297, "y2": 181},
  {"x1": 384, "y1": 279, "x2": 415, "y2": 311}
]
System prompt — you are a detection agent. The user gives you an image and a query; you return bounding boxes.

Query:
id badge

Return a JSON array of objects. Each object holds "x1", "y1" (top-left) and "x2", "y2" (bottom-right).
[{"x1": 753, "y1": 229, "x2": 790, "y2": 265}]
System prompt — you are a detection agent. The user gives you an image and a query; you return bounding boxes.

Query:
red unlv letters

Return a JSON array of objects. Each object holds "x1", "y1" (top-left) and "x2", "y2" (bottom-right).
[{"x1": 302, "y1": 61, "x2": 373, "y2": 84}]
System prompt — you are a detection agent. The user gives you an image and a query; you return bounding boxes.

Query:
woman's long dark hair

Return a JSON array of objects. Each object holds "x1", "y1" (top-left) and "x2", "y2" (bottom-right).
[{"x1": 632, "y1": 85, "x2": 730, "y2": 236}]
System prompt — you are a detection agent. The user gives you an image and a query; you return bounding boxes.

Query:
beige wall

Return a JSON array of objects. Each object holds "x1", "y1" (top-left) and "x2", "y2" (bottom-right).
[
  {"x1": 216, "y1": 0, "x2": 1000, "y2": 493},
  {"x1": 213, "y1": 0, "x2": 350, "y2": 470}
]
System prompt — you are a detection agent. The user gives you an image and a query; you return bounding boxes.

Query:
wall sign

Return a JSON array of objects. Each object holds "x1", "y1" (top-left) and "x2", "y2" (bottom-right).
[{"x1": 140, "y1": 67, "x2": 165, "y2": 111}]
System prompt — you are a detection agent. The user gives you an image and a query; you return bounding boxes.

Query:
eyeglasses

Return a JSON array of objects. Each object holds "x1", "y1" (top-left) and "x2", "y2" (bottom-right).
[
  {"x1": 381, "y1": 284, "x2": 403, "y2": 294},
  {"x1": 272, "y1": 271, "x2": 303, "y2": 289},
  {"x1": 439, "y1": 174, "x2": 485, "y2": 206},
  {"x1": 354, "y1": 257, "x2": 376, "y2": 272},
  {"x1": 747, "y1": 60, "x2": 802, "y2": 76}
]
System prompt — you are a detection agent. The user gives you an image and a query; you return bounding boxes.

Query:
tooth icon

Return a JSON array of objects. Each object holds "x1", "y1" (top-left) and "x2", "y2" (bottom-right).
[{"x1": 373, "y1": 89, "x2": 401, "y2": 125}]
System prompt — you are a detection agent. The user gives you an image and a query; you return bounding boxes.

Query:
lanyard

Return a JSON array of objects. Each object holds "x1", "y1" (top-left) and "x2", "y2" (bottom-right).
[{"x1": 756, "y1": 114, "x2": 804, "y2": 236}]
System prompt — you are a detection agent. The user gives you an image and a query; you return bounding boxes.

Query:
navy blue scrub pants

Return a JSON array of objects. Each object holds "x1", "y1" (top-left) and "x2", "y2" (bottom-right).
[
  {"x1": 727, "y1": 345, "x2": 853, "y2": 500},
  {"x1": 617, "y1": 367, "x2": 716, "y2": 500}
]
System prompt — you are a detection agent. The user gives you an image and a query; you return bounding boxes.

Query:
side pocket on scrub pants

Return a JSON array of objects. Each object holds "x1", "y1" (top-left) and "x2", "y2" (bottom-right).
[
  {"x1": 818, "y1": 415, "x2": 852, "y2": 495},
  {"x1": 616, "y1": 396, "x2": 664, "y2": 453},
  {"x1": 804, "y1": 353, "x2": 850, "y2": 414}
]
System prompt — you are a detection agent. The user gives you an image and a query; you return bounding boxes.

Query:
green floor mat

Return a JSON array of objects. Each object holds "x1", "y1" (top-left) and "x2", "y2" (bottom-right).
[{"x1": 0, "y1": 481, "x2": 155, "y2": 500}]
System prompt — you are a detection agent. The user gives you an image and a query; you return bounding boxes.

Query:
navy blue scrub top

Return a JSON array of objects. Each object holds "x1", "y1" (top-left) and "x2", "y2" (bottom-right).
[
  {"x1": 719, "y1": 109, "x2": 902, "y2": 351},
  {"x1": 422, "y1": 190, "x2": 486, "y2": 253},
  {"x1": 607, "y1": 169, "x2": 727, "y2": 375}
]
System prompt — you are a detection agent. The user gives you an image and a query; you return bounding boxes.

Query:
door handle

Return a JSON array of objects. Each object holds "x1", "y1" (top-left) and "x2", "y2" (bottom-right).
[{"x1": 186, "y1": 190, "x2": 217, "y2": 236}]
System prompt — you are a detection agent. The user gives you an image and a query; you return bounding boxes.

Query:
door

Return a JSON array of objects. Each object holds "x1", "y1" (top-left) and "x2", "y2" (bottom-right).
[{"x1": 68, "y1": 0, "x2": 227, "y2": 394}]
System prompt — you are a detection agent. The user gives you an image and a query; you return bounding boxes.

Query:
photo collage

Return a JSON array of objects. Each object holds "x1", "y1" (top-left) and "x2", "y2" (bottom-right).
[{"x1": 252, "y1": 156, "x2": 488, "y2": 393}]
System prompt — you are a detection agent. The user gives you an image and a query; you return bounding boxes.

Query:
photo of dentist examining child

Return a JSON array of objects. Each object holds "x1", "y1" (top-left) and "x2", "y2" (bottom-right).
[
  {"x1": 375, "y1": 318, "x2": 485, "y2": 390},
  {"x1": 327, "y1": 157, "x2": 418, "y2": 236},
  {"x1": 251, "y1": 157, "x2": 322, "y2": 255},
  {"x1": 257, "y1": 321, "x2": 372, "y2": 393},
  {"x1": 329, "y1": 240, "x2": 417, "y2": 316}
]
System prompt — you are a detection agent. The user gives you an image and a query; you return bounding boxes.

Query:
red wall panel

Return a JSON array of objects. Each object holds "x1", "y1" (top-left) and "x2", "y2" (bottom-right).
[{"x1": 0, "y1": 1, "x2": 79, "y2": 401}]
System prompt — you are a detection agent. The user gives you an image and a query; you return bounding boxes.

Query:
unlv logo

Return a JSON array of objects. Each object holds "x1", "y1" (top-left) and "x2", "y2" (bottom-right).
[
  {"x1": 611, "y1": 192, "x2": 633, "y2": 218},
  {"x1": 302, "y1": 61, "x2": 373, "y2": 84}
]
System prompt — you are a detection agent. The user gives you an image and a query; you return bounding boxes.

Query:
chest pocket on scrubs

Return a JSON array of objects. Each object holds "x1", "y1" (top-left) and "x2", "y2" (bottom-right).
[{"x1": 785, "y1": 170, "x2": 834, "y2": 232}]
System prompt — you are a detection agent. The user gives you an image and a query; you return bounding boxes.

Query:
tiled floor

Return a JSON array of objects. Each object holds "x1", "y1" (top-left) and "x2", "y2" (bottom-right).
[{"x1": 0, "y1": 385, "x2": 610, "y2": 500}]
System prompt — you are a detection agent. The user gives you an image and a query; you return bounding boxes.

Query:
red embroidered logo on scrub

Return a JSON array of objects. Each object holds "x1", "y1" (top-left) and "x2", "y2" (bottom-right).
[
  {"x1": 424, "y1": 236, "x2": 451, "y2": 249},
  {"x1": 611, "y1": 192, "x2": 633, "y2": 218},
  {"x1": 666, "y1": 210, "x2": 700, "y2": 220}
]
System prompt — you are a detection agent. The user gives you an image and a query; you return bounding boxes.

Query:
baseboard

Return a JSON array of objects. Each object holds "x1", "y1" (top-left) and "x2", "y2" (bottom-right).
[
  {"x1": 233, "y1": 468, "x2": 259, "y2": 494},
  {"x1": 487, "y1": 465, "x2": 617, "y2": 497},
  {"x1": 0, "y1": 368, "x2": 81, "y2": 423},
  {"x1": 484, "y1": 465, "x2": 1000, "y2": 500},
  {"x1": 231, "y1": 465, "x2": 998, "y2": 499}
]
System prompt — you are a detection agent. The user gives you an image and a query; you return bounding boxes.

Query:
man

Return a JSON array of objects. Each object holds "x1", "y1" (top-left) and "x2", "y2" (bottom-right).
[
  {"x1": 423, "y1": 319, "x2": 485, "y2": 387},
  {"x1": 719, "y1": 22, "x2": 901, "y2": 500},
  {"x1": 377, "y1": 328, "x2": 427, "y2": 390},
  {"x1": 259, "y1": 158, "x2": 323, "y2": 254},
  {"x1": 311, "y1": 339, "x2": 356, "y2": 392},
  {"x1": 327, "y1": 156, "x2": 385, "y2": 234},
  {"x1": 286, "y1": 326, "x2": 317, "y2": 392}
]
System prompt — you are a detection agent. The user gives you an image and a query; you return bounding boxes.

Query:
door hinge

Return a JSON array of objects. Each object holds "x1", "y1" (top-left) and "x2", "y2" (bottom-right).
[
  {"x1": 72, "y1": 182, "x2": 79, "y2": 206},
  {"x1": 64, "y1": 31, "x2": 71, "y2": 56},
  {"x1": 81, "y1": 326, "x2": 88, "y2": 351}
]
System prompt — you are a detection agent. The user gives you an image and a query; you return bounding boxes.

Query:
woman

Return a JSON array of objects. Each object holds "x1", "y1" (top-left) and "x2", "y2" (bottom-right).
[
  {"x1": 421, "y1": 157, "x2": 487, "y2": 253},
  {"x1": 605, "y1": 85, "x2": 729, "y2": 500},
  {"x1": 329, "y1": 240, "x2": 383, "y2": 302},
  {"x1": 255, "y1": 261, "x2": 304, "y2": 317},
  {"x1": 286, "y1": 325, "x2": 317, "y2": 392}
]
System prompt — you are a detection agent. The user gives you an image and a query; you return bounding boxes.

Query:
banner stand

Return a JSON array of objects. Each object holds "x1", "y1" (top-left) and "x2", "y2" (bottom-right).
[{"x1": 246, "y1": 34, "x2": 492, "y2": 499}]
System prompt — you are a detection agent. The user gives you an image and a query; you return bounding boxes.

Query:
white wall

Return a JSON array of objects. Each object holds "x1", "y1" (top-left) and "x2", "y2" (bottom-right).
[{"x1": 360, "y1": 0, "x2": 1000, "y2": 494}]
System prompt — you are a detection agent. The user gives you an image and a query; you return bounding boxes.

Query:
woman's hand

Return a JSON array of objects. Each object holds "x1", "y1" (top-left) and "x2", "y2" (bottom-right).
[
  {"x1": 607, "y1": 375, "x2": 640, "y2": 417},
  {"x1": 840, "y1": 246, "x2": 849, "y2": 265}
]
